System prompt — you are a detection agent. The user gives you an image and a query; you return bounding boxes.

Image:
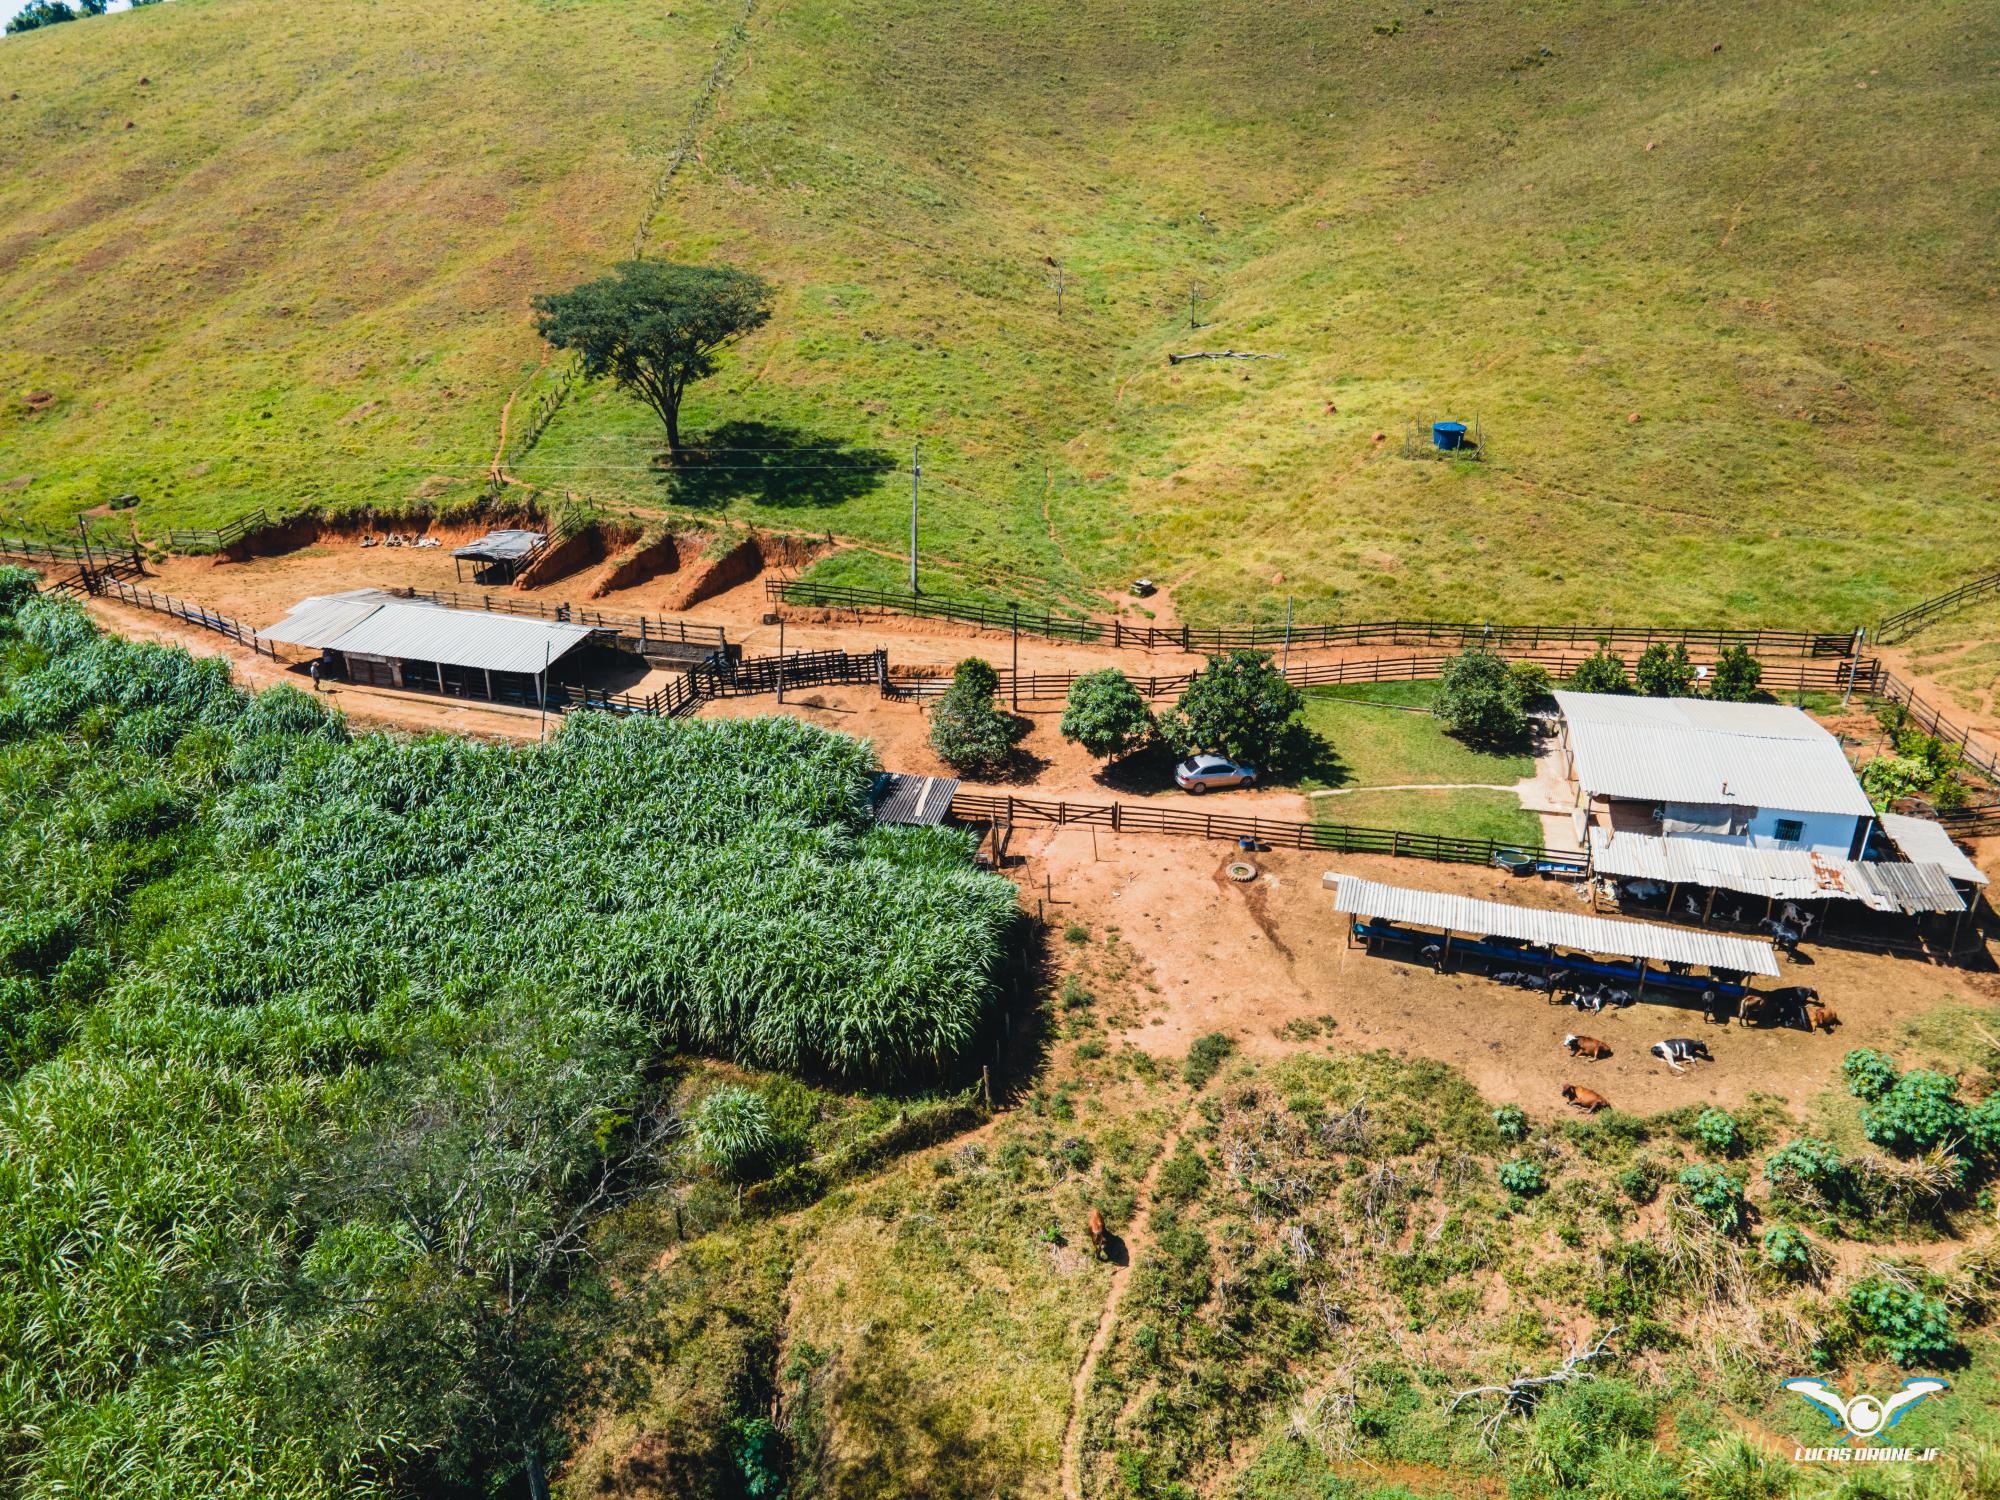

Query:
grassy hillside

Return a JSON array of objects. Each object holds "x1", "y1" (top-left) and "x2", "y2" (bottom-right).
[{"x1": 2, "y1": 0, "x2": 1996, "y2": 625}]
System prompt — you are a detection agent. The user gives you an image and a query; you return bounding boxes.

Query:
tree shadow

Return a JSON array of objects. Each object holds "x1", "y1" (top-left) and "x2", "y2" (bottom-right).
[
  {"x1": 1263, "y1": 723, "x2": 1347, "y2": 787},
  {"x1": 661, "y1": 420, "x2": 897, "y2": 510}
]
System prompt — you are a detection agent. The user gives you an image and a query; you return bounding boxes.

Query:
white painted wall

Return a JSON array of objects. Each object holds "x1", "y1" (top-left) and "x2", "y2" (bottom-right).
[{"x1": 1668, "y1": 804, "x2": 1864, "y2": 858}]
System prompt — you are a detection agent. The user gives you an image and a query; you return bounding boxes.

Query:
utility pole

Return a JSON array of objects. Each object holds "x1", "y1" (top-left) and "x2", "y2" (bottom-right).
[
  {"x1": 1281, "y1": 596, "x2": 1293, "y2": 675},
  {"x1": 76, "y1": 516, "x2": 94, "y2": 591},
  {"x1": 909, "y1": 441, "x2": 921, "y2": 595},
  {"x1": 1011, "y1": 603, "x2": 1020, "y2": 712}
]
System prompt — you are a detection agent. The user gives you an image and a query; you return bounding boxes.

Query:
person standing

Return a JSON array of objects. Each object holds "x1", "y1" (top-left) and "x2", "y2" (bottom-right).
[{"x1": 309, "y1": 657, "x2": 323, "y2": 693}]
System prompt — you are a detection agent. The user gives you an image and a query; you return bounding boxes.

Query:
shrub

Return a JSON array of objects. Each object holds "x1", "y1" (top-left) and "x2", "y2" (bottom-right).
[
  {"x1": 1847, "y1": 1278, "x2": 1959, "y2": 1367},
  {"x1": 0, "y1": 565, "x2": 38, "y2": 619},
  {"x1": 1763, "y1": 1138, "x2": 1848, "y2": 1202},
  {"x1": 1566, "y1": 649, "x2": 1631, "y2": 695},
  {"x1": 1154, "y1": 1144, "x2": 1209, "y2": 1205},
  {"x1": 1508, "y1": 660, "x2": 1554, "y2": 702},
  {"x1": 1692, "y1": 1108, "x2": 1742, "y2": 1157},
  {"x1": 928, "y1": 658, "x2": 1018, "y2": 776},
  {"x1": 1059, "y1": 669, "x2": 1154, "y2": 759},
  {"x1": 1182, "y1": 1032, "x2": 1236, "y2": 1089},
  {"x1": 1842, "y1": 1049, "x2": 1899, "y2": 1101},
  {"x1": 694, "y1": 1086, "x2": 779, "y2": 1182},
  {"x1": 1707, "y1": 645, "x2": 1763, "y2": 702},
  {"x1": 1498, "y1": 1157, "x2": 1546, "y2": 1196},
  {"x1": 1678, "y1": 1165, "x2": 1745, "y2": 1233},
  {"x1": 1967, "y1": 1097, "x2": 2000, "y2": 1160},
  {"x1": 1617, "y1": 1162, "x2": 1662, "y2": 1204},
  {"x1": 1862, "y1": 1070, "x2": 1967, "y2": 1155},
  {"x1": 1761, "y1": 1224, "x2": 1813, "y2": 1279},
  {"x1": 1157, "y1": 649, "x2": 1303, "y2": 764},
  {"x1": 1434, "y1": 648, "x2": 1527, "y2": 746},
  {"x1": 1634, "y1": 642, "x2": 1696, "y2": 698},
  {"x1": 1493, "y1": 1103, "x2": 1528, "y2": 1143}
]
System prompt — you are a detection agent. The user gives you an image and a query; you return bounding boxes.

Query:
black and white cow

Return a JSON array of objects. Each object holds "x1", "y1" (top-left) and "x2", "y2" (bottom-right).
[{"x1": 1651, "y1": 1038, "x2": 1714, "y2": 1074}]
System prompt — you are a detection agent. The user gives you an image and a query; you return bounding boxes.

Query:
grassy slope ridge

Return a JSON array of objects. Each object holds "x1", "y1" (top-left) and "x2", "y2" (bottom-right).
[{"x1": 2, "y1": 0, "x2": 1997, "y2": 625}]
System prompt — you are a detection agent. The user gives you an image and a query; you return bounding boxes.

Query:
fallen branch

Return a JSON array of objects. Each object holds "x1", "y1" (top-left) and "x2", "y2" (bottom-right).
[
  {"x1": 1450, "y1": 1326, "x2": 1621, "y2": 1448},
  {"x1": 1167, "y1": 350, "x2": 1280, "y2": 364}
]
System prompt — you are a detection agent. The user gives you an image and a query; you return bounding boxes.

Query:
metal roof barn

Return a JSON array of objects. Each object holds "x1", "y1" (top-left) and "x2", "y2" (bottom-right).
[
  {"x1": 261, "y1": 590, "x2": 595, "y2": 676},
  {"x1": 871, "y1": 773, "x2": 961, "y2": 827},
  {"x1": 1879, "y1": 813, "x2": 1989, "y2": 887},
  {"x1": 1324, "y1": 872, "x2": 1782, "y2": 976},
  {"x1": 1588, "y1": 829, "x2": 1965, "y2": 914},
  {"x1": 1552, "y1": 691, "x2": 1873, "y2": 819}
]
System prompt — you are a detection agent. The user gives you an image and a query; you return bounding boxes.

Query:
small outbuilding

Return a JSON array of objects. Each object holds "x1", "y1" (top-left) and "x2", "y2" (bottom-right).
[{"x1": 451, "y1": 529, "x2": 547, "y2": 584}]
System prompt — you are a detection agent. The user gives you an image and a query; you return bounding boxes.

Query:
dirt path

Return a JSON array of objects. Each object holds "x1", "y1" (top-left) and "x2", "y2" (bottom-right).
[
  {"x1": 1059, "y1": 1100, "x2": 1201, "y2": 1500},
  {"x1": 1308, "y1": 781, "x2": 1519, "y2": 797}
]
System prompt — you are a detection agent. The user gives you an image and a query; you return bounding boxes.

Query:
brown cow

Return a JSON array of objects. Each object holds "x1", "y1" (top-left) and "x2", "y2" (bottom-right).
[
  {"x1": 1563, "y1": 1034, "x2": 1611, "y2": 1061},
  {"x1": 1087, "y1": 1207, "x2": 1108, "y2": 1261},
  {"x1": 1561, "y1": 1083, "x2": 1610, "y2": 1114},
  {"x1": 1803, "y1": 1004, "x2": 1842, "y2": 1033}
]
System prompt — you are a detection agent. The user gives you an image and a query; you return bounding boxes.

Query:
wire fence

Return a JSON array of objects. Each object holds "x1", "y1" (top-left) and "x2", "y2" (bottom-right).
[
  {"x1": 0, "y1": 534, "x2": 145, "y2": 568},
  {"x1": 767, "y1": 577, "x2": 1859, "y2": 657},
  {"x1": 949, "y1": 790, "x2": 1589, "y2": 869}
]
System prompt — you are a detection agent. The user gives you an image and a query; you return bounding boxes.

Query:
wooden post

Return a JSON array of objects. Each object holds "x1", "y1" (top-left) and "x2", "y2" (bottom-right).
[{"x1": 1702, "y1": 888, "x2": 1717, "y2": 927}]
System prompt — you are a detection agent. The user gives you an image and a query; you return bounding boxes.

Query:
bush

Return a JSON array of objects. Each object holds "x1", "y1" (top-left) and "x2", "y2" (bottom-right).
[
  {"x1": 1493, "y1": 1103, "x2": 1528, "y2": 1143},
  {"x1": 1678, "y1": 1165, "x2": 1745, "y2": 1233},
  {"x1": 1156, "y1": 650, "x2": 1303, "y2": 764},
  {"x1": 1707, "y1": 645, "x2": 1763, "y2": 702},
  {"x1": 1634, "y1": 642, "x2": 1696, "y2": 698},
  {"x1": 694, "y1": 1086, "x2": 779, "y2": 1182},
  {"x1": 0, "y1": 565, "x2": 38, "y2": 620},
  {"x1": 1761, "y1": 1224, "x2": 1813, "y2": 1279},
  {"x1": 1763, "y1": 1138, "x2": 1848, "y2": 1202},
  {"x1": 1863, "y1": 1070, "x2": 1967, "y2": 1155},
  {"x1": 1509, "y1": 660, "x2": 1554, "y2": 702},
  {"x1": 1967, "y1": 1097, "x2": 2000, "y2": 1160},
  {"x1": 1182, "y1": 1032, "x2": 1236, "y2": 1089},
  {"x1": 1847, "y1": 1278, "x2": 1959, "y2": 1367},
  {"x1": 1692, "y1": 1108, "x2": 1743, "y2": 1157},
  {"x1": 1154, "y1": 1144, "x2": 1209, "y2": 1205},
  {"x1": 1498, "y1": 1157, "x2": 1546, "y2": 1196},
  {"x1": 928, "y1": 657, "x2": 1018, "y2": 776},
  {"x1": 1617, "y1": 1162, "x2": 1662, "y2": 1204},
  {"x1": 1842, "y1": 1049, "x2": 1899, "y2": 1101},
  {"x1": 1565, "y1": 649, "x2": 1630, "y2": 695},
  {"x1": 1059, "y1": 669, "x2": 1154, "y2": 759},
  {"x1": 1434, "y1": 648, "x2": 1527, "y2": 746}
]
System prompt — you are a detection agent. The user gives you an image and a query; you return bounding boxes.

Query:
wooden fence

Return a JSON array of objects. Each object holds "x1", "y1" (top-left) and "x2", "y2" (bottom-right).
[
  {"x1": 1875, "y1": 567, "x2": 2000, "y2": 645},
  {"x1": 0, "y1": 534, "x2": 144, "y2": 569},
  {"x1": 949, "y1": 790, "x2": 1589, "y2": 869},
  {"x1": 165, "y1": 508, "x2": 269, "y2": 555},
  {"x1": 381, "y1": 586, "x2": 729, "y2": 650},
  {"x1": 890, "y1": 653, "x2": 1881, "y2": 703},
  {"x1": 1873, "y1": 670, "x2": 2000, "y2": 784},
  {"x1": 767, "y1": 577, "x2": 1858, "y2": 657},
  {"x1": 91, "y1": 577, "x2": 277, "y2": 657},
  {"x1": 561, "y1": 649, "x2": 887, "y2": 720}
]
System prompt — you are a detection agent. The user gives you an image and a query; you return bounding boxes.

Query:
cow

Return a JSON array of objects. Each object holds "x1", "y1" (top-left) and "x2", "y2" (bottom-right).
[
  {"x1": 1700, "y1": 988, "x2": 1728, "y2": 1027},
  {"x1": 1087, "y1": 1207, "x2": 1108, "y2": 1261},
  {"x1": 1803, "y1": 1003, "x2": 1842, "y2": 1033},
  {"x1": 1563, "y1": 1034, "x2": 1611, "y2": 1060},
  {"x1": 1651, "y1": 1038, "x2": 1714, "y2": 1074},
  {"x1": 1561, "y1": 1083, "x2": 1610, "y2": 1114},
  {"x1": 1740, "y1": 985, "x2": 1819, "y2": 1030}
]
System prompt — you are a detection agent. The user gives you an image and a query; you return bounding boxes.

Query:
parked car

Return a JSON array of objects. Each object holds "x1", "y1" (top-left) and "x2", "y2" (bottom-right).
[{"x1": 1174, "y1": 753, "x2": 1256, "y2": 794}]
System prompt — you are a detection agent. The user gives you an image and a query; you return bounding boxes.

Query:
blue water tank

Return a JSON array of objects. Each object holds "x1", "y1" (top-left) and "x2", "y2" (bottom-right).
[{"x1": 1433, "y1": 421, "x2": 1468, "y2": 451}]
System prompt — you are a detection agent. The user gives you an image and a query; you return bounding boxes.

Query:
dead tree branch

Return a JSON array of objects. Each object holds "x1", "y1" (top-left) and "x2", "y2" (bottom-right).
[
  {"x1": 1449, "y1": 1326, "x2": 1622, "y2": 1448},
  {"x1": 1167, "y1": 350, "x2": 1280, "y2": 364}
]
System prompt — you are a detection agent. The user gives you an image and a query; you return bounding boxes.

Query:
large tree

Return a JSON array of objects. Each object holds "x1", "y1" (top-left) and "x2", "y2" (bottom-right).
[
  {"x1": 1435, "y1": 648, "x2": 1527, "y2": 747},
  {"x1": 532, "y1": 262, "x2": 774, "y2": 461},
  {"x1": 1059, "y1": 669, "x2": 1154, "y2": 760},
  {"x1": 1158, "y1": 650, "x2": 1303, "y2": 764}
]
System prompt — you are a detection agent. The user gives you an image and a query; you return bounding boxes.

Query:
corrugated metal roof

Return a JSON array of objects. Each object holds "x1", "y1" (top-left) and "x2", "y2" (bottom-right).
[
  {"x1": 1589, "y1": 829, "x2": 1964, "y2": 913},
  {"x1": 451, "y1": 529, "x2": 545, "y2": 563},
  {"x1": 1324, "y1": 872, "x2": 1783, "y2": 976},
  {"x1": 871, "y1": 773, "x2": 961, "y2": 826},
  {"x1": 327, "y1": 601, "x2": 592, "y2": 675},
  {"x1": 1879, "y1": 813, "x2": 1989, "y2": 886},
  {"x1": 258, "y1": 590, "x2": 398, "y2": 650},
  {"x1": 1554, "y1": 690, "x2": 1872, "y2": 819}
]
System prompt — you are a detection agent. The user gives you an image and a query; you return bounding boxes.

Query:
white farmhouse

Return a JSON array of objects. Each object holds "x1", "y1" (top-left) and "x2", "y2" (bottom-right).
[{"x1": 1552, "y1": 691, "x2": 1873, "y2": 859}]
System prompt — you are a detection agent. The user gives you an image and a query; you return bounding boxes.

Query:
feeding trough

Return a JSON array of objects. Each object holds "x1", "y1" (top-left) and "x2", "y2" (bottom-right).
[
  {"x1": 1131, "y1": 578, "x2": 1156, "y2": 597},
  {"x1": 1492, "y1": 849, "x2": 1536, "y2": 877},
  {"x1": 1226, "y1": 859, "x2": 1259, "y2": 883}
]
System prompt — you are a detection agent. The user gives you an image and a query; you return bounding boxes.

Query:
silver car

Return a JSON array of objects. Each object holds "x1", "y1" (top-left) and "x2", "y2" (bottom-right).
[{"x1": 1175, "y1": 753, "x2": 1256, "y2": 793}]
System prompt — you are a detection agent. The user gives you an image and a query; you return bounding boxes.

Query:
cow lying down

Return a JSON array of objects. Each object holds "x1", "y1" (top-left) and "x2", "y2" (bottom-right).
[{"x1": 1651, "y1": 1037, "x2": 1714, "y2": 1074}]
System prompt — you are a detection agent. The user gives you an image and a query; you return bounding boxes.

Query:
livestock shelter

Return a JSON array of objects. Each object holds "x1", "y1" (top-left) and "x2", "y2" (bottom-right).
[
  {"x1": 1325, "y1": 872, "x2": 1781, "y2": 1001},
  {"x1": 260, "y1": 589, "x2": 593, "y2": 705},
  {"x1": 451, "y1": 528, "x2": 546, "y2": 584},
  {"x1": 870, "y1": 773, "x2": 961, "y2": 827},
  {"x1": 1553, "y1": 691, "x2": 1874, "y2": 860}
]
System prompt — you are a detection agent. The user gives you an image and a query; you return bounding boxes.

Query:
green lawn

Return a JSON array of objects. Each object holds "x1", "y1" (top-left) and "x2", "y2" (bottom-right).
[
  {"x1": 1296, "y1": 683, "x2": 1535, "y2": 791},
  {"x1": 3, "y1": 0, "x2": 1997, "y2": 629},
  {"x1": 1314, "y1": 787, "x2": 1544, "y2": 848}
]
